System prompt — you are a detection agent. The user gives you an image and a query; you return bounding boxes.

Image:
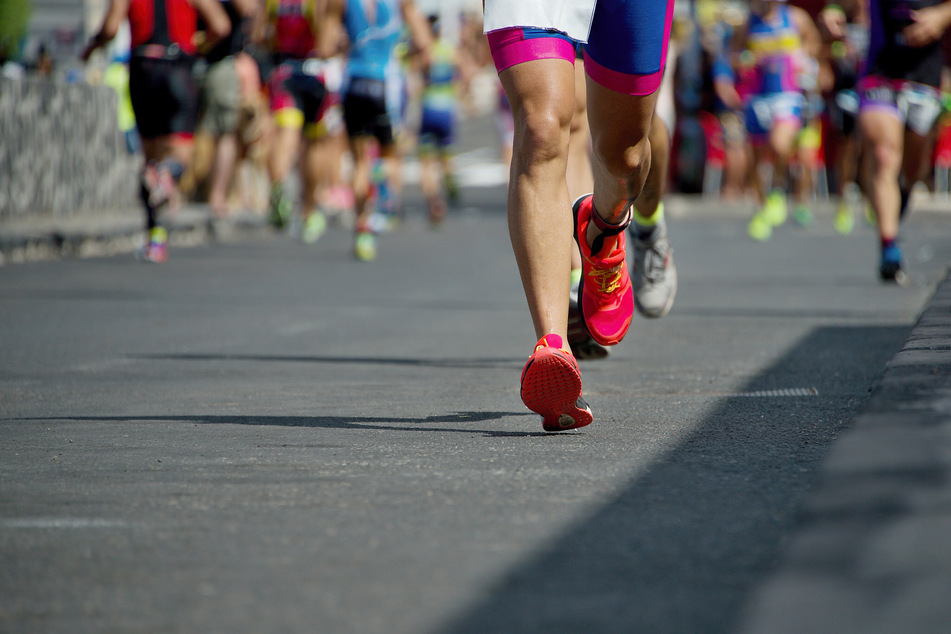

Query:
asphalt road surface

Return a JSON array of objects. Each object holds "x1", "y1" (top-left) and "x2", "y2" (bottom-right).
[{"x1": 3, "y1": 180, "x2": 951, "y2": 632}]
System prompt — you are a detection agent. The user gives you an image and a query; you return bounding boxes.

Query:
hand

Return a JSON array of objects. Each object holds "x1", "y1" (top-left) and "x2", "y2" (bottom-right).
[
  {"x1": 819, "y1": 6, "x2": 847, "y2": 39},
  {"x1": 714, "y1": 79, "x2": 741, "y2": 110},
  {"x1": 81, "y1": 32, "x2": 107, "y2": 62},
  {"x1": 81, "y1": 36, "x2": 100, "y2": 62},
  {"x1": 902, "y1": 7, "x2": 949, "y2": 47}
]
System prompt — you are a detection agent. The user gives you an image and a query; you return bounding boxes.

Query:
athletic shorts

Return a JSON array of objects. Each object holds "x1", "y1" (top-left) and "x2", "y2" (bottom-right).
[
  {"x1": 485, "y1": 0, "x2": 674, "y2": 96},
  {"x1": 419, "y1": 106, "x2": 456, "y2": 151},
  {"x1": 197, "y1": 56, "x2": 240, "y2": 137},
  {"x1": 858, "y1": 75, "x2": 943, "y2": 137},
  {"x1": 827, "y1": 89, "x2": 859, "y2": 137},
  {"x1": 743, "y1": 91, "x2": 804, "y2": 141},
  {"x1": 267, "y1": 59, "x2": 331, "y2": 138},
  {"x1": 343, "y1": 77, "x2": 396, "y2": 146},
  {"x1": 129, "y1": 55, "x2": 198, "y2": 140}
]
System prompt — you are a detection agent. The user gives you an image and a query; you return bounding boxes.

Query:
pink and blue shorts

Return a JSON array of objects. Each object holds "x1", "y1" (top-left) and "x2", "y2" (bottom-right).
[
  {"x1": 486, "y1": 0, "x2": 674, "y2": 96},
  {"x1": 743, "y1": 91, "x2": 804, "y2": 142}
]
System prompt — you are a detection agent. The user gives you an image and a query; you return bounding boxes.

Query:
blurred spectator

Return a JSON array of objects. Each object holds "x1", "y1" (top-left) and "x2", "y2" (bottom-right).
[
  {"x1": 320, "y1": 0, "x2": 433, "y2": 261},
  {"x1": 35, "y1": 45, "x2": 53, "y2": 77},
  {"x1": 83, "y1": 0, "x2": 231, "y2": 263},
  {"x1": 817, "y1": 0, "x2": 870, "y2": 235},
  {"x1": 412, "y1": 14, "x2": 471, "y2": 226},
  {"x1": 847, "y1": 0, "x2": 951, "y2": 282},
  {"x1": 731, "y1": 0, "x2": 821, "y2": 241},
  {"x1": 217, "y1": 49, "x2": 273, "y2": 215},
  {"x1": 706, "y1": 3, "x2": 754, "y2": 200},
  {"x1": 255, "y1": 0, "x2": 340, "y2": 244},
  {"x1": 193, "y1": 0, "x2": 258, "y2": 218}
]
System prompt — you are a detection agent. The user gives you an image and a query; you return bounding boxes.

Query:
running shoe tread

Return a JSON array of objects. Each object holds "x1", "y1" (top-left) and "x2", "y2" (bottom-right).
[{"x1": 520, "y1": 335, "x2": 592, "y2": 431}]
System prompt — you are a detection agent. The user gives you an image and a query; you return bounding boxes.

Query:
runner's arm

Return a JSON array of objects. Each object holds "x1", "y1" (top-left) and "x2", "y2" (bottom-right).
[
  {"x1": 400, "y1": 0, "x2": 434, "y2": 59},
  {"x1": 191, "y1": 0, "x2": 232, "y2": 49},
  {"x1": 81, "y1": 0, "x2": 130, "y2": 61},
  {"x1": 231, "y1": 0, "x2": 259, "y2": 20},
  {"x1": 817, "y1": 3, "x2": 847, "y2": 40},
  {"x1": 248, "y1": 0, "x2": 269, "y2": 46},
  {"x1": 316, "y1": 0, "x2": 345, "y2": 59},
  {"x1": 793, "y1": 6, "x2": 822, "y2": 59},
  {"x1": 903, "y1": 0, "x2": 951, "y2": 48},
  {"x1": 728, "y1": 19, "x2": 751, "y2": 75}
]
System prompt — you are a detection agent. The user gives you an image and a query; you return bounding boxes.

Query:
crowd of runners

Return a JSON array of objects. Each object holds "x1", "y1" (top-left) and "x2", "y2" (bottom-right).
[
  {"x1": 699, "y1": 0, "x2": 951, "y2": 285},
  {"x1": 79, "y1": 0, "x2": 951, "y2": 431},
  {"x1": 82, "y1": 0, "x2": 489, "y2": 263}
]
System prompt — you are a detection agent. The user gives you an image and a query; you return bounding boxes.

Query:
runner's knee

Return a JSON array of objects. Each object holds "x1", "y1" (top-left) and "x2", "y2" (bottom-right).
[
  {"x1": 514, "y1": 107, "x2": 571, "y2": 166},
  {"x1": 593, "y1": 133, "x2": 651, "y2": 186},
  {"x1": 870, "y1": 141, "x2": 902, "y2": 177}
]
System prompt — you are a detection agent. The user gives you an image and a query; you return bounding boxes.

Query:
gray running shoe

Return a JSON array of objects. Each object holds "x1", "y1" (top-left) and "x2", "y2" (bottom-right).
[{"x1": 630, "y1": 225, "x2": 677, "y2": 318}]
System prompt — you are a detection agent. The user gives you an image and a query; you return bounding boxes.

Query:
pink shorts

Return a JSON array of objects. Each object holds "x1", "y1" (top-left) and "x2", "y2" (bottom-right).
[{"x1": 486, "y1": 0, "x2": 674, "y2": 96}]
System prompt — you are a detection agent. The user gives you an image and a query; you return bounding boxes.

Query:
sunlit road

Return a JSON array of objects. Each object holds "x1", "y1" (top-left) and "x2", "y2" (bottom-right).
[{"x1": 2, "y1": 181, "x2": 950, "y2": 632}]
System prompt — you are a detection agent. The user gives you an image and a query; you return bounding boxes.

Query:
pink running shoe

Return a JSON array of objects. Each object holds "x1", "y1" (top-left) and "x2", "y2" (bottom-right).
[
  {"x1": 572, "y1": 194, "x2": 635, "y2": 346},
  {"x1": 142, "y1": 163, "x2": 176, "y2": 209},
  {"x1": 136, "y1": 227, "x2": 168, "y2": 264},
  {"x1": 520, "y1": 334, "x2": 593, "y2": 432}
]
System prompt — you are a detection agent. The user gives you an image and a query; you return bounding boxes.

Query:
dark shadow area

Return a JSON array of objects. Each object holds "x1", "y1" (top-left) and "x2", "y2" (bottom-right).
[
  {"x1": 22, "y1": 411, "x2": 544, "y2": 438},
  {"x1": 670, "y1": 306, "x2": 909, "y2": 320},
  {"x1": 437, "y1": 325, "x2": 911, "y2": 633},
  {"x1": 131, "y1": 353, "x2": 523, "y2": 371}
]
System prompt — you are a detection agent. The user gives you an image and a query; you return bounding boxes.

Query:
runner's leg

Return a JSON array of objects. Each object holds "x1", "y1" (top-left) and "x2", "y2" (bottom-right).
[
  {"x1": 499, "y1": 58, "x2": 576, "y2": 341},
  {"x1": 861, "y1": 108, "x2": 903, "y2": 244}
]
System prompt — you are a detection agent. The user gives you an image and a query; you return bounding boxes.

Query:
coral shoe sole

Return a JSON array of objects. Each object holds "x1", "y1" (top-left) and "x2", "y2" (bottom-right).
[{"x1": 520, "y1": 335, "x2": 593, "y2": 431}]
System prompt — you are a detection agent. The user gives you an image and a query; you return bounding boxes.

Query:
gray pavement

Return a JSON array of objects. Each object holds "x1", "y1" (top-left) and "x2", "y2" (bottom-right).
[
  {"x1": 2, "y1": 157, "x2": 951, "y2": 632},
  {"x1": 738, "y1": 268, "x2": 951, "y2": 633}
]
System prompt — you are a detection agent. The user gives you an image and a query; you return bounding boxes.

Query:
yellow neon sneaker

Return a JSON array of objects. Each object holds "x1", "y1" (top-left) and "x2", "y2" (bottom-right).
[
  {"x1": 747, "y1": 212, "x2": 773, "y2": 241},
  {"x1": 834, "y1": 201, "x2": 855, "y2": 235},
  {"x1": 354, "y1": 231, "x2": 377, "y2": 262},
  {"x1": 762, "y1": 190, "x2": 787, "y2": 226}
]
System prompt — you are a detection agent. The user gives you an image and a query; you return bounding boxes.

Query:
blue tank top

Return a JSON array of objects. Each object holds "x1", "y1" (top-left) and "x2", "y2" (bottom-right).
[
  {"x1": 745, "y1": 5, "x2": 802, "y2": 95},
  {"x1": 343, "y1": 0, "x2": 403, "y2": 82},
  {"x1": 422, "y1": 38, "x2": 456, "y2": 112}
]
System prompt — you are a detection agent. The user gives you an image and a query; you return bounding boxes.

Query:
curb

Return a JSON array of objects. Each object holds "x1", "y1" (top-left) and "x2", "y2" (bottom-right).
[
  {"x1": 740, "y1": 269, "x2": 951, "y2": 633},
  {"x1": 0, "y1": 206, "x2": 272, "y2": 266}
]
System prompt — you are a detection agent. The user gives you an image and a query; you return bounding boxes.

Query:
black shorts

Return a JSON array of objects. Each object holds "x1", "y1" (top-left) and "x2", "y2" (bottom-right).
[
  {"x1": 129, "y1": 55, "x2": 198, "y2": 139},
  {"x1": 827, "y1": 90, "x2": 859, "y2": 137},
  {"x1": 343, "y1": 77, "x2": 395, "y2": 146},
  {"x1": 266, "y1": 59, "x2": 330, "y2": 128}
]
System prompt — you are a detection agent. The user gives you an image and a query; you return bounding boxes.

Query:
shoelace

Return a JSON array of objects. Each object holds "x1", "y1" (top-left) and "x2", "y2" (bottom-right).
[
  {"x1": 534, "y1": 339, "x2": 575, "y2": 361},
  {"x1": 638, "y1": 239, "x2": 670, "y2": 283},
  {"x1": 588, "y1": 262, "x2": 623, "y2": 294}
]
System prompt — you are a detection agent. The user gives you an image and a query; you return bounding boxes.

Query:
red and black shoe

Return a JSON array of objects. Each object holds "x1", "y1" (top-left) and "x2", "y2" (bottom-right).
[
  {"x1": 520, "y1": 334, "x2": 593, "y2": 432},
  {"x1": 567, "y1": 281, "x2": 609, "y2": 361},
  {"x1": 572, "y1": 194, "x2": 634, "y2": 346}
]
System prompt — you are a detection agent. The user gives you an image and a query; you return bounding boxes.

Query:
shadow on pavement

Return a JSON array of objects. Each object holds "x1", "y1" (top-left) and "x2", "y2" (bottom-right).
[
  {"x1": 24, "y1": 411, "x2": 545, "y2": 438},
  {"x1": 131, "y1": 353, "x2": 524, "y2": 370},
  {"x1": 436, "y1": 324, "x2": 911, "y2": 633}
]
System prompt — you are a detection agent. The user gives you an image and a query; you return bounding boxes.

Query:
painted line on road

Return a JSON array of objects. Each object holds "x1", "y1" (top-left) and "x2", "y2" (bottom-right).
[
  {"x1": 730, "y1": 387, "x2": 819, "y2": 398},
  {"x1": 0, "y1": 518, "x2": 134, "y2": 529}
]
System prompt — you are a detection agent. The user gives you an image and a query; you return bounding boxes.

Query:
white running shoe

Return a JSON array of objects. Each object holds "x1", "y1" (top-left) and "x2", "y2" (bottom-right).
[{"x1": 630, "y1": 224, "x2": 677, "y2": 319}]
